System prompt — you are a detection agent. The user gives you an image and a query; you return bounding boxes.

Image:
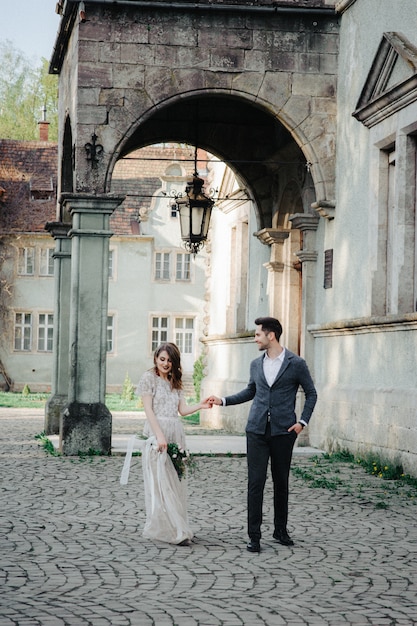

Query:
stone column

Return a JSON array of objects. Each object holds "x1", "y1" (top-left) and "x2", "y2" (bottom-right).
[
  {"x1": 255, "y1": 228, "x2": 290, "y2": 319},
  {"x1": 44, "y1": 222, "x2": 71, "y2": 435},
  {"x1": 288, "y1": 214, "x2": 319, "y2": 363},
  {"x1": 60, "y1": 194, "x2": 124, "y2": 455}
]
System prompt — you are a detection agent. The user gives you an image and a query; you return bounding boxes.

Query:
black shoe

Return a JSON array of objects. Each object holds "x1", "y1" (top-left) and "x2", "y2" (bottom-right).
[
  {"x1": 246, "y1": 539, "x2": 261, "y2": 553},
  {"x1": 273, "y1": 529, "x2": 294, "y2": 546}
]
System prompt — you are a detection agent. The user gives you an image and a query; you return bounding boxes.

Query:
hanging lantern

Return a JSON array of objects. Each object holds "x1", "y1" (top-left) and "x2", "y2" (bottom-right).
[{"x1": 176, "y1": 172, "x2": 214, "y2": 255}]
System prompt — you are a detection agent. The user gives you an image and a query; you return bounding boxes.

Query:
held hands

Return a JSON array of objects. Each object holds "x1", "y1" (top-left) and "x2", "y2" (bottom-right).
[
  {"x1": 199, "y1": 397, "x2": 213, "y2": 409},
  {"x1": 200, "y1": 396, "x2": 222, "y2": 409}
]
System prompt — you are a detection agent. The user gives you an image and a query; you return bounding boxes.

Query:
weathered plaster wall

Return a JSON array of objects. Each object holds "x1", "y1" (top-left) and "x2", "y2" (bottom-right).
[{"x1": 309, "y1": 0, "x2": 417, "y2": 474}]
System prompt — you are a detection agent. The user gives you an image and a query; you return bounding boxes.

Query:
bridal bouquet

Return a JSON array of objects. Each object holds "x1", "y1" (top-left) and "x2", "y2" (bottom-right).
[{"x1": 167, "y1": 443, "x2": 197, "y2": 480}]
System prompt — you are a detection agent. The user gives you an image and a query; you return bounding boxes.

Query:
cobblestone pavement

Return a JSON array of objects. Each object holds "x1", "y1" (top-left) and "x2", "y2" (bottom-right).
[{"x1": 1, "y1": 409, "x2": 417, "y2": 626}]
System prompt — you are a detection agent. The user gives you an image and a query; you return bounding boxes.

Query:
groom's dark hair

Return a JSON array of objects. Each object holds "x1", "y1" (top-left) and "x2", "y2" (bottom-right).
[{"x1": 254, "y1": 317, "x2": 283, "y2": 341}]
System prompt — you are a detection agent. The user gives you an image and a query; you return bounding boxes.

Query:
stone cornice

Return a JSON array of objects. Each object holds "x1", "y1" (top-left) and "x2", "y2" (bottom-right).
[
  {"x1": 353, "y1": 32, "x2": 417, "y2": 128},
  {"x1": 201, "y1": 331, "x2": 254, "y2": 345},
  {"x1": 353, "y1": 75, "x2": 417, "y2": 128},
  {"x1": 309, "y1": 313, "x2": 417, "y2": 337}
]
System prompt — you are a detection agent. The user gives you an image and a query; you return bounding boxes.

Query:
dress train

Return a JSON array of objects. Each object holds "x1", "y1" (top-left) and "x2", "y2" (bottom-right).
[{"x1": 142, "y1": 436, "x2": 193, "y2": 545}]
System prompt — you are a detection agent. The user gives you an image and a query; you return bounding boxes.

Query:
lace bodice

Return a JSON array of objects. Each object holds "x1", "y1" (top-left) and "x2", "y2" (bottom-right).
[
  {"x1": 137, "y1": 370, "x2": 186, "y2": 447},
  {"x1": 138, "y1": 370, "x2": 184, "y2": 418}
]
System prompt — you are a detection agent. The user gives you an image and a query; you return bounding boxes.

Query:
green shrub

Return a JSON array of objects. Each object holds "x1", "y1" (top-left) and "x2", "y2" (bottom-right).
[
  {"x1": 192, "y1": 355, "x2": 204, "y2": 401},
  {"x1": 121, "y1": 372, "x2": 135, "y2": 401}
]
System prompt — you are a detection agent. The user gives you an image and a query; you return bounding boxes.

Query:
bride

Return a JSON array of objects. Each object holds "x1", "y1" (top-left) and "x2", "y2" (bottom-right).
[{"x1": 137, "y1": 342, "x2": 212, "y2": 546}]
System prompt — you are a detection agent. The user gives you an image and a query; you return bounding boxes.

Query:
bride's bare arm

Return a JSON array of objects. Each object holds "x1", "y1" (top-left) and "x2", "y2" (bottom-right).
[{"x1": 178, "y1": 396, "x2": 213, "y2": 416}]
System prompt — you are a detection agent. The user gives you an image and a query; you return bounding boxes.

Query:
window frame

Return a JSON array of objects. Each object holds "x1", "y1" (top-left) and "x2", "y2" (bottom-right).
[
  {"x1": 37, "y1": 313, "x2": 54, "y2": 352},
  {"x1": 174, "y1": 317, "x2": 195, "y2": 354},
  {"x1": 18, "y1": 247, "x2": 35, "y2": 276},
  {"x1": 154, "y1": 251, "x2": 171, "y2": 281},
  {"x1": 14, "y1": 312, "x2": 33, "y2": 351},
  {"x1": 176, "y1": 252, "x2": 191, "y2": 281},
  {"x1": 151, "y1": 316, "x2": 169, "y2": 352},
  {"x1": 39, "y1": 248, "x2": 55, "y2": 277}
]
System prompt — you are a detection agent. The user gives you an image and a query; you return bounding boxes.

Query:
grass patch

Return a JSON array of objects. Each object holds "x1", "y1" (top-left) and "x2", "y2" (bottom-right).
[
  {"x1": 0, "y1": 391, "x2": 200, "y2": 425},
  {"x1": 0, "y1": 391, "x2": 49, "y2": 408},
  {"x1": 105, "y1": 394, "x2": 142, "y2": 412},
  {"x1": 0, "y1": 391, "x2": 143, "y2": 412},
  {"x1": 181, "y1": 411, "x2": 200, "y2": 426},
  {"x1": 355, "y1": 454, "x2": 405, "y2": 481},
  {"x1": 291, "y1": 465, "x2": 342, "y2": 490},
  {"x1": 292, "y1": 449, "x2": 417, "y2": 508}
]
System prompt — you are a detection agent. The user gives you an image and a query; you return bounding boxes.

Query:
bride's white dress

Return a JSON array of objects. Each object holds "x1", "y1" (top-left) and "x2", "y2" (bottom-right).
[{"x1": 138, "y1": 370, "x2": 193, "y2": 545}]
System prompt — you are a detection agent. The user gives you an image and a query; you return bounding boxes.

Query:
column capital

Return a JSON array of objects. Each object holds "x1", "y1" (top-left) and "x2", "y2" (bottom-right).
[
  {"x1": 311, "y1": 200, "x2": 335, "y2": 220},
  {"x1": 295, "y1": 250, "x2": 318, "y2": 263},
  {"x1": 254, "y1": 228, "x2": 291, "y2": 246},
  {"x1": 289, "y1": 213, "x2": 320, "y2": 231},
  {"x1": 60, "y1": 193, "x2": 125, "y2": 215},
  {"x1": 264, "y1": 261, "x2": 284, "y2": 272},
  {"x1": 45, "y1": 221, "x2": 71, "y2": 239}
]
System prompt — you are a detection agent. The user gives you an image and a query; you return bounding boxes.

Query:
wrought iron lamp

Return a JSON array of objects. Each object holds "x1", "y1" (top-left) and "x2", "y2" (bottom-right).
[{"x1": 175, "y1": 147, "x2": 214, "y2": 255}]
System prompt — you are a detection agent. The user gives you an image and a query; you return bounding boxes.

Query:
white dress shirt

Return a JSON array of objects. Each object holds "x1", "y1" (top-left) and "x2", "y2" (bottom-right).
[{"x1": 263, "y1": 348, "x2": 286, "y2": 386}]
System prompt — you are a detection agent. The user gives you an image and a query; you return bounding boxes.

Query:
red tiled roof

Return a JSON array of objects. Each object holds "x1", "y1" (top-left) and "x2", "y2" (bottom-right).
[
  {"x1": 0, "y1": 140, "x2": 57, "y2": 234},
  {"x1": 0, "y1": 140, "x2": 207, "y2": 236}
]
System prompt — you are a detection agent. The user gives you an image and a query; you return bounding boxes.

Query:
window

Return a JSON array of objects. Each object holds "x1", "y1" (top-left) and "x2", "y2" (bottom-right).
[
  {"x1": 155, "y1": 252, "x2": 170, "y2": 280},
  {"x1": 107, "y1": 316, "x2": 114, "y2": 352},
  {"x1": 18, "y1": 248, "x2": 34, "y2": 275},
  {"x1": 386, "y1": 148, "x2": 397, "y2": 313},
  {"x1": 373, "y1": 136, "x2": 417, "y2": 315},
  {"x1": 39, "y1": 249, "x2": 54, "y2": 276},
  {"x1": 176, "y1": 253, "x2": 191, "y2": 281},
  {"x1": 14, "y1": 313, "x2": 32, "y2": 351},
  {"x1": 151, "y1": 317, "x2": 168, "y2": 351},
  {"x1": 324, "y1": 249, "x2": 333, "y2": 289},
  {"x1": 175, "y1": 317, "x2": 194, "y2": 354},
  {"x1": 38, "y1": 314, "x2": 54, "y2": 351}
]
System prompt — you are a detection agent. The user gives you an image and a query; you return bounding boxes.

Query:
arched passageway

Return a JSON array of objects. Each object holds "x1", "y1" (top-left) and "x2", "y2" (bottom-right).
[
  {"x1": 47, "y1": 0, "x2": 337, "y2": 453},
  {"x1": 111, "y1": 94, "x2": 307, "y2": 232}
]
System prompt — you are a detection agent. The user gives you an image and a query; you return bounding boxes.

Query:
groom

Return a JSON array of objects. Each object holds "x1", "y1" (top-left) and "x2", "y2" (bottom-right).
[{"x1": 209, "y1": 317, "x2": 317, "y2": 553}]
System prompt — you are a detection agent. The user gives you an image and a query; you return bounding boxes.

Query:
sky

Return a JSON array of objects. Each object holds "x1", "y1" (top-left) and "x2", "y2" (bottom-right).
[{"x1": 1, "y1": 0, "x2": 61, "y2": 64}]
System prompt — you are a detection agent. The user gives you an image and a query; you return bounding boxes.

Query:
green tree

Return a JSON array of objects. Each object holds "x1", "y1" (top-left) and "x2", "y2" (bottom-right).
[{"x1": 0, "y1": 41, "x2": 58, "y2": 141}]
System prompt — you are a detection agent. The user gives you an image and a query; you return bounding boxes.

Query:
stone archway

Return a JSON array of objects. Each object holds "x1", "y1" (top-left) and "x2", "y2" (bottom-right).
[{"x1": 47, "y1": 0, "x2": 338, "y2": 452}]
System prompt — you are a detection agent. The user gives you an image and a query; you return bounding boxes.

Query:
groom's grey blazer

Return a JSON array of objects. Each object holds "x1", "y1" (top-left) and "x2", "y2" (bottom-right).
[{"x1": 224, "y1": 350, "x2": 317, "y2": 436}]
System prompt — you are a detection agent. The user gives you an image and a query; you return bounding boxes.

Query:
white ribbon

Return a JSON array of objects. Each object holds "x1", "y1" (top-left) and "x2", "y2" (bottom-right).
[{"x1": 120, "y1": 435, "x2": 137, "y2": 485}]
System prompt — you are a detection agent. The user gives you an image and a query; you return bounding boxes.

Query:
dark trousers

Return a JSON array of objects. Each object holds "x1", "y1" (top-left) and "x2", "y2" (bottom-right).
[{"x1": 246, "y1": 424, "x2": 297, "y2": 540}]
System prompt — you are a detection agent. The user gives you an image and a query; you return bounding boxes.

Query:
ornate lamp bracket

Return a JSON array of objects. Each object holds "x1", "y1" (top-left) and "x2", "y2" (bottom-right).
[{"x1": 84, "y1": 133, "x2": 103, "y2": 168}]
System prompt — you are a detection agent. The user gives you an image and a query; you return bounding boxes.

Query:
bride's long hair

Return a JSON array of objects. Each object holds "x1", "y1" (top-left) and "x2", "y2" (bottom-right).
[{"x1": 153, "y1": 342, "x2": 183, "y2": 390}]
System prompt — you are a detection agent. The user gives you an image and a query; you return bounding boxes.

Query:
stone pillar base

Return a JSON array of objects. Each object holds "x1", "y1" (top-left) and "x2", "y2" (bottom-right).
[
  {"x1": 44, "y1": 394, "x2": 68, "y2": 435},
  {"x1": 60, "y1": 402, "x2": 112, "y2": 456}
]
